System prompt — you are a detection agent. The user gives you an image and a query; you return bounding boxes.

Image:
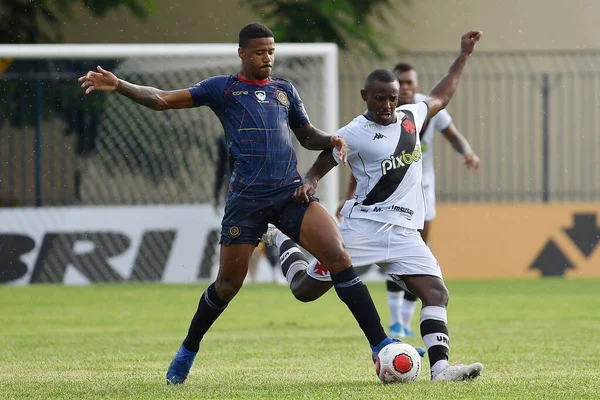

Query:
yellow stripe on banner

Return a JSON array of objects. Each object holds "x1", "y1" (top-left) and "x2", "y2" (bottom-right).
[
  {"x1": 430, "y1": 204, "x2": 600, "y2": 279},
  {"x1": 0, "y1": 58, "x2": 13, "y2": 74}
]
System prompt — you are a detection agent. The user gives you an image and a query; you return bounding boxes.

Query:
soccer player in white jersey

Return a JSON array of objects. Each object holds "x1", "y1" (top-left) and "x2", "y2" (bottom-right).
[
  {"x1": 379, "y1": 63, "x2": 481, "y2": 339},
  {"x1": 263, "y1": 31, "x2": 484, "y2": 381}
]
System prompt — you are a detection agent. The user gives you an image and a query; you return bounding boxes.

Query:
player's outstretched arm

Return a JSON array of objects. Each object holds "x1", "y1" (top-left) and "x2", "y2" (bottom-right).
[
  {"x1": 292, "y1": 125, "x2": 347, "y2": 165},
  {"x1": 292, "y1": 148, "x2": 338, "y2": 203},
  {"x1": 78, "y1": 65, "x2": 194, "y2": 111},
  {"x1": 424, "y1": 31, "x2": 482, "y2": 120},
  {"x1": 441, "y1": 123, "x2": 481, "y2": 170}
]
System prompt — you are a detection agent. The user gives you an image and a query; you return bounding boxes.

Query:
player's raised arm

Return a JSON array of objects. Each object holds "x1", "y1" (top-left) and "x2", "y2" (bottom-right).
[
  {"x1": 424, "y1": 31, "x2": 483, "y2": 120},
  {"x1": 78, "y1": 65, "x2": 194, "y2": 111}
]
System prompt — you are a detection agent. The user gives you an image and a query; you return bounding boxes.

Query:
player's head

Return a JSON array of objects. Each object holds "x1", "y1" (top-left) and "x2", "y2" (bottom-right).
[
  {"x1": 393, "y1": 63, "x2": 419, "y2": 105},
  {"x1": 361, "y1": 69, "x2": 400, "y2": 126},
  {"x1": 238, "y1": 23, "x2": 275, "y2": 80}
]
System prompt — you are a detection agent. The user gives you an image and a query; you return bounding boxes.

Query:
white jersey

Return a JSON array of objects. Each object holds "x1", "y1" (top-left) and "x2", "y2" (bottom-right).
[
  {"x1": 333, "y1": 102, "x2": 428, "y2": 230},
  {"x1": 413, "y1": 93, "x2": 453, "y2": 189}
]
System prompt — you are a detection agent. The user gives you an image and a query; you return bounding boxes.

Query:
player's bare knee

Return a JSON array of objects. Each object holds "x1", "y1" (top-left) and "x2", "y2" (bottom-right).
[
  {"x1": 321, "y1": 246, "x2": 351, "y2": 274},
  {"x1": 423, "y1": 285, "x2": 449, "y2": 307}
]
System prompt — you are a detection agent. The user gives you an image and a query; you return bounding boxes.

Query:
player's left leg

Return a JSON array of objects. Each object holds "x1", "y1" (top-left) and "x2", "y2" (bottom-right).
[
  {"x1": 263, "y1": 224, "x2": 333, "y2": 301},
  {"x1": 382, "y1": 226, "x2": 482, "y2": 381},
  {"x1": 275, "y1": 200, "x2": 392, "y2": 356}
]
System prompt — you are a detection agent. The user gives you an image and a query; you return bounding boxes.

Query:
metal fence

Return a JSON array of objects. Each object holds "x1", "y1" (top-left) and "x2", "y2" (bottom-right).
[
  {"x1": 340, "y1": 50, "x2": 600, "y2": 203},
  {"x1": 1, "y1": 51, "x2": 600, "y2": 207}
]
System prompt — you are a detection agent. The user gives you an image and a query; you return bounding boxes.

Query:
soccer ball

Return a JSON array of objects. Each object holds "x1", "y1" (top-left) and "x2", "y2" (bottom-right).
[{"x1": 375, "y1": 342, "x2": 422, "y2": 383}]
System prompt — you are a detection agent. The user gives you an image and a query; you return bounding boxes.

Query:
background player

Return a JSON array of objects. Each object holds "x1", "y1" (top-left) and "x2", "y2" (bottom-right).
[
  {"x1": 264, "y1": 30, "x2": 484, "y2": 381},
  {"x1": 79, "y1": 22, "x2": 397, "y2": 386}
]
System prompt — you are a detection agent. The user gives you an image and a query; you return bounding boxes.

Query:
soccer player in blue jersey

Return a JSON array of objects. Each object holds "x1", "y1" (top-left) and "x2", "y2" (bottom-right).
[{"x1": 79, "y1": 23, "x2": 401, "y2": 385}]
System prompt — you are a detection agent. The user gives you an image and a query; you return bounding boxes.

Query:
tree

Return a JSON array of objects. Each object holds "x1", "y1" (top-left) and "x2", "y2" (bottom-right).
[
  {"x1": 0, "y1": 0, "x2": 156, "y2": 44},
  {"x1": 245, "y1": 0, "x2": 412, "y2": 59}
]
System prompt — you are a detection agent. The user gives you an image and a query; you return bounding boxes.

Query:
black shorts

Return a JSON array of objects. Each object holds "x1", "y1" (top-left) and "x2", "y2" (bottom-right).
[{"x1": 220, "y1": 186, "x2": 318, "y2": 246}]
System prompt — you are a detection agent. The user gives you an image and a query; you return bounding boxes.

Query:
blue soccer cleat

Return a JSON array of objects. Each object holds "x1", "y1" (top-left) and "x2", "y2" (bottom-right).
[
  {"x1": 166, "y1": 344, "x2": 197, "y2": 385},
  {"x1": 389, "y1": 322, "x2": 405, "y2": 339},
  {"x1": 403, "y1": 326, "x2": 416, "y2": 338},
  {"x1": 371, "y1": 337, "x2": 425, "y2": 363}
]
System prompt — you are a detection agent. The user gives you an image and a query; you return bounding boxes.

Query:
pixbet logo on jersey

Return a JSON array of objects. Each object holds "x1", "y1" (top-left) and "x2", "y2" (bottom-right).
[{"x1": 380, "y1": 148, "x2": 422, "y2": 175}]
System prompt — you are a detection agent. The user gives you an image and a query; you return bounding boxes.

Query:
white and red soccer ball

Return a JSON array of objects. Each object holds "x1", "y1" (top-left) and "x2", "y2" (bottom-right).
[{"x1": 375, "y1": 342, "x2": 422, "y2": 383}]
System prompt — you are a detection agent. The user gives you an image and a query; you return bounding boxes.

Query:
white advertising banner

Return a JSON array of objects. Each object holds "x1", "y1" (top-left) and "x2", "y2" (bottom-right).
[
  {"x1": 0, "y1": 205, "x2": 223, "y2": 285},
  {"x1": 0, "y1": 205, "x2": 388, "y2": 286}
]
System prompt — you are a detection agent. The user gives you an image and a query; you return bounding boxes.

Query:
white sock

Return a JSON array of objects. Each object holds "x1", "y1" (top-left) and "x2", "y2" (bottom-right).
[
  {"x1": 387, "y1": 290, "x2": 404, "y2": 326},
  {"x1": 401, "y1": 299, "x2": 418, "y2": 328},
  {"x1": 274, "y1": 230, "x2": 287, "y2": 249}
]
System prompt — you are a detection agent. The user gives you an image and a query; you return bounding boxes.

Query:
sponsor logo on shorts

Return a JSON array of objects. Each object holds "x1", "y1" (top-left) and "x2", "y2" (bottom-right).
[
  {"x1": 358, "y1": 205, "x2": 414, "y2": 219},
  {"x1": 228, "y1": 226, "x2": 241, "y2": 238}
]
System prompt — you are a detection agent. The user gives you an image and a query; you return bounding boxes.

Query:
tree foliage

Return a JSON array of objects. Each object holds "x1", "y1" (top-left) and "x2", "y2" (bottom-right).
[
  {"x1": 0, "y1": 0, "x2": 156, "y2": 44},
  {"x1": 245, "y1": 0, "x2": 412, "y2": 59}
]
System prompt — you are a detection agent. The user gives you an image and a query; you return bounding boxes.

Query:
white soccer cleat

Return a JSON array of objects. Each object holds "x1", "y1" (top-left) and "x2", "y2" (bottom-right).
[
  {"x1": 431, "y1": 362, "x2": 483, "y2": 381},
  {"x1": 262, "y1": 224, "x2": 281, "y2": 247}
]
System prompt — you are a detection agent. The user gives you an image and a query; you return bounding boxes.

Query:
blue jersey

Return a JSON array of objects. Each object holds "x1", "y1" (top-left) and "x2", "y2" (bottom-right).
[{"x1": 188, "y1": 75, "x2": 310, "y2": 198}]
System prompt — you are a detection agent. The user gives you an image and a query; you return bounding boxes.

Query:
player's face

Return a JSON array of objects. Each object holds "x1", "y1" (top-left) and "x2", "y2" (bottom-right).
[
  {"x1": 394, "y1": 70, "x2": 418, "y2": 105},
  {"x1": 361, "y1": 80, "x2": 400, "y2": 126},
  {"x1": 239, "y1": 37, "x2": 275, "y2": 80}
]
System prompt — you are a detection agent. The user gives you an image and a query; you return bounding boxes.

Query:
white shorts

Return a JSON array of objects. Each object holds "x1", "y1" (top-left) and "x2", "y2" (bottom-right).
[
  {"x1": 307, "y1": 217, "x2": 442, "y2": 286},
  {"x1": 423, "y1": 183, "x2": 436, "y2": 221}
]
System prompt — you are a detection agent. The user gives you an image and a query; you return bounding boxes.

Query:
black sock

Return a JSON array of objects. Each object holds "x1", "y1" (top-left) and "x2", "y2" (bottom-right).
[
  {"x1": 331, "y1": 266, "x2": 387, "y2": 347},
  {"x1": 182, "y1": 282, "x2": 229, "y2": 352}
]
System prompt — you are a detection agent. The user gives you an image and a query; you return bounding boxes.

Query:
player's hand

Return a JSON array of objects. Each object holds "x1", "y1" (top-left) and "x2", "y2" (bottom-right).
[
  {"x1": 331, "y1": 135, "x2": 347, "y2": 166},
  {"x1": 78, "y1": 65, "x2": 119, "y2": 94},
  {"x1": 460, "y1": 31, "x2": 483, "y2": 56},
  {"x1": 463, "y1": 153, "x2": 481, "y2": 170},
  {"x1": 293, "y1": 183, "x2": 316, "y2": 203}
]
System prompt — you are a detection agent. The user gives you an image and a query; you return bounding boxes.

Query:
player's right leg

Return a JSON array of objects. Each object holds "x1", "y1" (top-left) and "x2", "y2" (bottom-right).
[
  {"x1": 277, "y1": 200, "x2": 395, "y2": 360},
  {"x1": 263, "y1": 224, "x2": 333, "y2": 301},
  {"x1": 167, "y1": 195, "x2": 267, "y2": 385},
  {"x1": 166, "y1": 243, "x2": 254, "y2": 385}
]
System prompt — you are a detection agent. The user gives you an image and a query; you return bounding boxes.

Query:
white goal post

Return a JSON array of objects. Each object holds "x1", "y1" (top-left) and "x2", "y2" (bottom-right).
[{"x1": 0, "y1": 43, "x2": 340, "y2": 214}]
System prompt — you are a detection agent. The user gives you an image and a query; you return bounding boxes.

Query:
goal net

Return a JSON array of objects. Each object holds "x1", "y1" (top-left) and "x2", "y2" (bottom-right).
[{"x1": 0, "y1": 43, "x2": 339, "y2": 213}]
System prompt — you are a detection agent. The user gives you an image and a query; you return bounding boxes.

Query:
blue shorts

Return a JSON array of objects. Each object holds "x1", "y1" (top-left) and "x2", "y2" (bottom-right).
[{"x1": 220, "y1": 187, "x2": 318, "y2": 246}]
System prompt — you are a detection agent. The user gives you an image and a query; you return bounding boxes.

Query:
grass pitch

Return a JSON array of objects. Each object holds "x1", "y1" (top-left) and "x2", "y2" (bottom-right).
[{"x1": 1, "y1": 279, "x2": 599, "y2": 399}]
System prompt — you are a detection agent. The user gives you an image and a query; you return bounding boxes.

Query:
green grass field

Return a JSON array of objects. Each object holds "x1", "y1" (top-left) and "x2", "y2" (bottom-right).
[{"x1": 1, "y1": 279, "x2": 599, "y2": 399}]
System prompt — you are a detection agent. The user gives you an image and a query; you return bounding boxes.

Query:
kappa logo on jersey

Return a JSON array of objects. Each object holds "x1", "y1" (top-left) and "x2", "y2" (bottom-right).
[
  {"x1": 364, "y1": 123, "x2": 378, "y2": 128},
  {"x1": 402, "y1": 119, "x2": 416, "y2": 134},
  {"x1": 255, "y1": 91, "x2": 268, "y2": 103},
  {"x1": 232, "y1": 90, "x2": 249, "y2": 96},
  {"x1": 381, "y1": 148, "x2": 422, "y2": 176},
  {"x1": 373, "y1": 132, "x2": 386, "y2": 140}
]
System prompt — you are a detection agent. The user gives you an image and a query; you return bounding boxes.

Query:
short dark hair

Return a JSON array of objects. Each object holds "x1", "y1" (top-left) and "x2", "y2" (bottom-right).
[
  {"x1": 392, "y1": 63, "x2": 415, "y2": 73},
  {"x1": 364, "y1": 68, "x2": 398, "y2": 88},
  {"x1": 238, "y1": 23, "x2": 274, "y2": 47}
]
